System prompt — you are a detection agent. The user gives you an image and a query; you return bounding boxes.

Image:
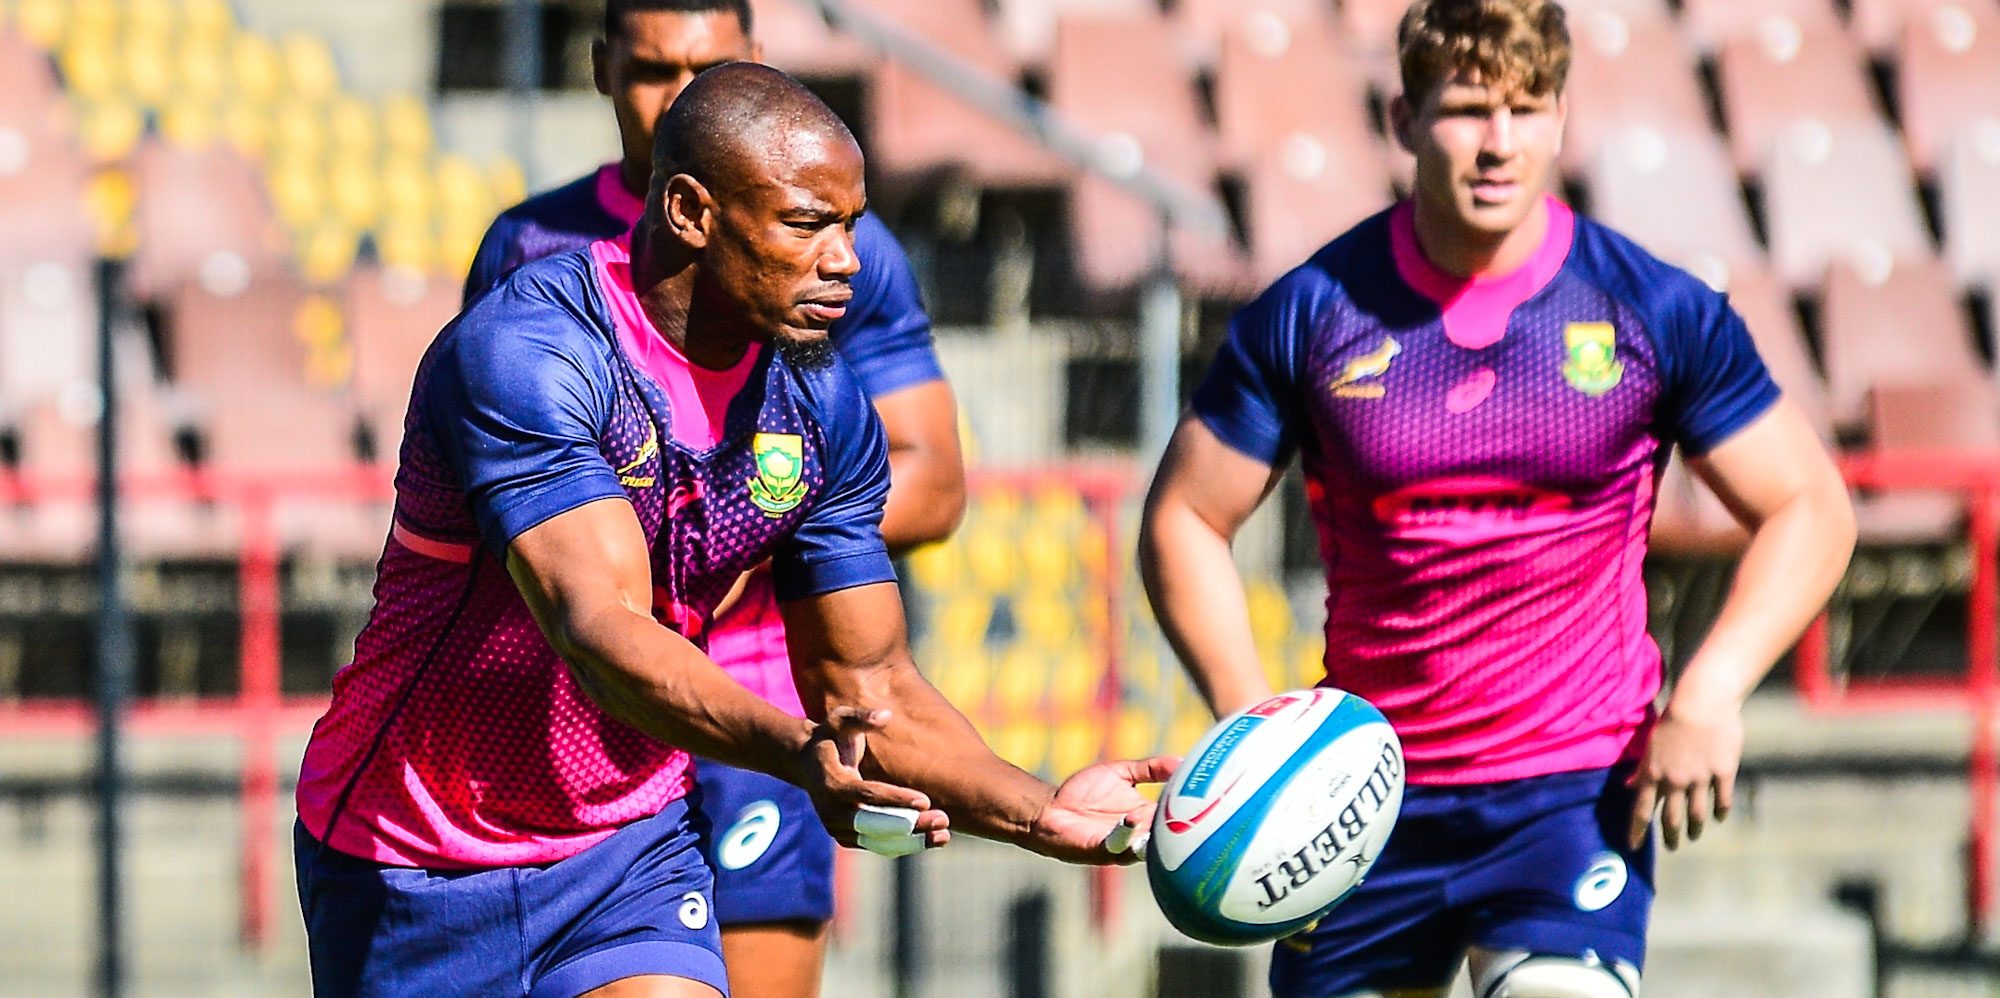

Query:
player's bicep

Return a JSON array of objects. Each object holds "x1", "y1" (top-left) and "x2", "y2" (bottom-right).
[
  {"x1": 778, "y1": 581, "x2": 908, "y2": 718},
  {"x1": 1686, "y1": 397, "x2": 1845, "y2": 529},
  {"x1": 1146, "y1": 416, "x2": 1286, "y2": 542},
  {"x1": 504, "y1": 496, "x2": 653, "y2": 660}
]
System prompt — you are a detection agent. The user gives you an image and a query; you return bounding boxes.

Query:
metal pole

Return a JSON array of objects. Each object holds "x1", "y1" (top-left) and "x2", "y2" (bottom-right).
[
  {"x1": 1137, "y1": 229, "x2": 1182, "y2": 464},
  {"x1": 93, "y1": 256, "x2": 133, "y2": 998},
  {"x1": 502, "y1": 0, "x2": 542, "y2": 184}
]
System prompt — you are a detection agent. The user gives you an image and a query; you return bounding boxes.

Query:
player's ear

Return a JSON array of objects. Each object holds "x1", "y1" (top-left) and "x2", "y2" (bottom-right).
[
  {"x1": 664, "y1": 173, "x2": 712, "y2": 248},
  {"x1": 591, "y1": 38, "x2": 612, "y2": 97},
  {"x1": 1552, "y1": 90, "x2": 1570, "y2": 156},
  {"x1": 1388, "y1": 94, "x2": 1418, "y2": 154}
]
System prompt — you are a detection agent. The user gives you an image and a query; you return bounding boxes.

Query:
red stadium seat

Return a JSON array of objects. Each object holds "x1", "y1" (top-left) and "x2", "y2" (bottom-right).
[
  {"x1": 858, "y1": 0, "x2": 1069, "y2": 187},
  {"x1": 1895, "y1": 2, "x2": 2000, "y2": 176},
  {"x1": 1762, "y1": 121, "x2": 1933, "y2": 288},
  {"x1": 1682, "y1": 0, "x2": 1842, "y2": 52},
  {"x1": 1048, "y1": 13, "x2": 1242, "y2": 294},
  {"x1": 1852, "y1": 0, "x2": 2000, "y2": 53},
  {"x1": 1213, "y1": 15, "x2": 1392, "y2": 281},
  {"x1": 1561, "y1": 9, "x2": 1713, "y2": 177},
  {"x1": 1722, "y1": 263, "x2": 1833, "y2": 433},
  {"x1": 754, "y1": 0, "x2": 872, "y2": 78},
  {"x1": 1171, "y1": 0, "x2": 1335, "y2": 65},
  {"x1": 1941, "y1": 121, "x2": 2000, "y2": 288},
  {"x1": 1859, "y1": 379, "x2": 2000, "y2": 544},
  {"x1": 1717, "y1": 20, "x2": 1883, "y2": 174},
  {"x1": 128, "y1": 139, "x2": 288, "y2": 303},
  {"x1": 994, "y1": 0, "x2": 1158, "y2": 64},
  {"x1": 1820, "y1": 257, "x2": 1985, "y2": 432},
  {"x1": 344, "y1": 266, "x2": 457, "y2": 461},
  {"x1": 1587, "y1": 126, "x2": 1762, "y2": 273}
]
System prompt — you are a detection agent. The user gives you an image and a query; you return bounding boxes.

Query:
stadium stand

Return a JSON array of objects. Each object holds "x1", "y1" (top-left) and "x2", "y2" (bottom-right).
[{"x1": 1895, "y1": 0, "x2": 2000, "y2": 175}]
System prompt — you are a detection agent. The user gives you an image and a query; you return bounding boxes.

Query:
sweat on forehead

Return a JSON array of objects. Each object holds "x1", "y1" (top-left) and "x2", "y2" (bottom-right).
[{"x1": 651, "y1": 63, "x2": 856, "y2": 188}]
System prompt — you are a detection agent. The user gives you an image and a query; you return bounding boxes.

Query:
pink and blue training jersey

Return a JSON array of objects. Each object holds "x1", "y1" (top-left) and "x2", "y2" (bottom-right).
[
  {"x1": 1192, "y1": 199, "x2": 1779, "y2": 786},
  {"x1": 296, "y1": 237, "x2": 897, "y2": 869},
  {"x1": 464, "y1": 163, "x2": 942, "y2": 719}
]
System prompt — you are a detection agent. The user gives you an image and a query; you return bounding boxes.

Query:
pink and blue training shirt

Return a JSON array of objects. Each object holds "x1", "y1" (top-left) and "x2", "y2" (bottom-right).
[{"x1": 1192, "y1": 199, "x2": 1780, "y2": 785}]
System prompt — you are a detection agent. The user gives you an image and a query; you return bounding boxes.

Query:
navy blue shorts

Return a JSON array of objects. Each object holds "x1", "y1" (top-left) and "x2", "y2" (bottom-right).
[
  {"x1": 1270, "y1": 766, "x2": 1655, "y2": 998},
  {"x1": 294, "y1": 798, "x2": 728, "y2": 998},
  {"x1": 691, "y1": 758, "x2": 836, "y2": 926}
]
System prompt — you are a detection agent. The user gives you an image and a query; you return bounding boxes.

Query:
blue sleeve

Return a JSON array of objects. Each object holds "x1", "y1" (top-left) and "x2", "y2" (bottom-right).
[
  {"x1": 828, "y1": 213, "x2": 945, "y2": 399},
  {"x1": 422, "y1": 291, "x2": 625, "y2": 553},
  {"x1": 771, "y1": 364, "x2": 898, "y2": 601},
  {"x1": 1188, "y1": 274, "x2": 1315, "y2": 466},
  {"x1": 462, "y1": 216, "x2": 518, "y2": 306},
  {"x1": 1653, "y1": 276, "x2": 1783, "y2": 456}
]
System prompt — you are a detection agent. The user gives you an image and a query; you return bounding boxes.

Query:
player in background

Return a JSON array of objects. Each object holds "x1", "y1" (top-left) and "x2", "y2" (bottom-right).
[
  {"x1": 1137, "y1": 1, "x2": 1855, "y2": 995},
  {"x1": 297, "y1": 64, "x2": 1166, "y2": 998},
  {"x1": 463, "y1": 4, "x2": 965, "y2": 997}
]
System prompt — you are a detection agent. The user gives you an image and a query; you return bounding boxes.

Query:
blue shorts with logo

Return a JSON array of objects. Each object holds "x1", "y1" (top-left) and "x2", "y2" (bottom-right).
[
  {"x1": 294, "y1": 798, "x2": 728, "y2": 998},
  {"x1": 692, "y1": 757, "x2": 837, "y2": 926},
  {"x1": 1270, "y1": 765, "x2": 1655, "y2": 998}
]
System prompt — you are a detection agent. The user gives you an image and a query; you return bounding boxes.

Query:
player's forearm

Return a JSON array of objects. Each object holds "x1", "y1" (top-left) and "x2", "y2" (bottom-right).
[
  {"x1": 1672, "y1": 478, "x2": 1855, "y2": 712},
  {"x1": 552, "y1": 603, "x2": 815, "y2": 779},
  {"x1": 1139, "y1": 499, "x2": 1273, "y2": 717},
  {"x1": 879, "y1": 444, "x2": 967, "y2": 553},
  {"x1": 802, "y1": 657, "x2": 1055, "y2": 848}
]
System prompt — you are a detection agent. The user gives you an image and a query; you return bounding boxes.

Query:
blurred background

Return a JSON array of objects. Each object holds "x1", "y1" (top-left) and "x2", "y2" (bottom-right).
[{"x1": 0, "y1": 0, "x2": 1996, "y2": 995}]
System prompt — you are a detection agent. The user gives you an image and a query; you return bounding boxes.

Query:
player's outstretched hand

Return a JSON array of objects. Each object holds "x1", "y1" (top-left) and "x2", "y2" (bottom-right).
[
  {"x1": 1627, "y1": 690, "x2": 1744, "y2": 851},
  {"x1": 1029, "y1": 756, "x2": 1181, "y2": 865},
  {"x1": 794, "y1": 706, "x2": 951, "y2": 854}
]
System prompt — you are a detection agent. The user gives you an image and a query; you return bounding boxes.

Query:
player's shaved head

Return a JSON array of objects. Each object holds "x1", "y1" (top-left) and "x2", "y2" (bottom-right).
[{"x1": 651, "y1": 62, "x2": 857, "y2": 198}]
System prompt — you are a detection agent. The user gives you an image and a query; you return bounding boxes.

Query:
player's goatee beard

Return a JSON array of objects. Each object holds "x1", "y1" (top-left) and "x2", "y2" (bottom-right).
[{"x1": 779, "y1": 337, "x2": 837, "y2": 369}]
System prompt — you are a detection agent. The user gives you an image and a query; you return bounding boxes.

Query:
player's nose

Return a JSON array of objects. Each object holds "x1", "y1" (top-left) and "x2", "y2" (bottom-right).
[{"x1": 820, "y1": 228, "x2": 861, "y2": 279}]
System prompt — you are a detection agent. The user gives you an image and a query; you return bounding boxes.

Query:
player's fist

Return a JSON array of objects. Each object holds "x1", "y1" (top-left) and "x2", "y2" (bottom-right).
[
  {"x1": 1028, "y1": 755, "x2": 1180, "y2": 865},
  {"x1": 791, "y1": 706, "x2": 951, "y2": 853}
]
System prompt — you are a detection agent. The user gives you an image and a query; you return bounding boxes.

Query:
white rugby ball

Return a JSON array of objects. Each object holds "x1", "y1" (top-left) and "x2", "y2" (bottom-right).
[{"x1": 1146, "y1": 687, "x2": 1404, "y2": 946}]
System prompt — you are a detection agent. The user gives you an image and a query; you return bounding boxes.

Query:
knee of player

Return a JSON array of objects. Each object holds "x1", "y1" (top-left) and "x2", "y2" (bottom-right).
[{"x1": 1471, "y1": 951, "x2": 1641, "y2": 998}]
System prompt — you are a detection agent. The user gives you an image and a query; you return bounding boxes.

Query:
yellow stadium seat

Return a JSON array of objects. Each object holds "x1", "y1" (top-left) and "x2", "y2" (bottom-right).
[
  {"x1": 182, "y1": 0, "x2": 235, "y2": 40},
  {"x1": 221, "y1": 101, "x2": 271, "y2": 160},
  {"x1": 433, "y1": 154, "x2": 491, "y2": 225},
  {"x1": 904, "y1": 536, "x2": 965, "y2": 591},
  {"x1": 436, "y1": 220, "x2": 486, "y2": 278},
  {"x1": 993, "y1": 645, "x2": 1048, "y2": 720},
  {"x1": 126, "y1": 0, "x2": 174, "y2": 40},
  {"x1": 487, "y1": 157, "x2": 527, "y2": 209},
  {"x1": 1048, "y1": 720, "x2": 1103, "y2": 777},
  {"x1": 14, "y1": 0, "x2": 65, "y2": 47},
  {"x1": 962, "y1": 523, "x2": 1016, "y2": 593},
  {"x1": 266, "y1": 154, "x2": 325, "y2": 230},
  {"x1": 1245, "y1": 577, "x2": 1295, "y2": 648},
  {"x1": 932, "y1": 592, "x2": 993, "y2": 651},
  {"x1": 1167, "y1": 708, "x2": 1212, "y2": 759},
  {"x1": 69, "y1": 0, "x2": 116, "y2": 39},
  {"x1": 175, "y1": 35, "x2": 229, "y2": 104},
  {"x1": 1016, "y1": 524, "x2": 1075, "y2": 591},
  {"x1": 84, "y1": 166, "x2": 137, "y2": 258},
  {"x1": 280, "y1": 33, "x2": 339, "y2": 102},
  {"x1": 327, "y1": 96, "x2": 377, "y2": 158},
  {"x1": 1029, "y1": 487, "x2": 1089, "y2": 533},
  {"x1": 930, "y1": 647, "x2": 990, "y2": 712},
  {"x1": 326, "y1": 156, "x2": 381, "y2": 230},
  {"x1": 159, "y1": 100, "x2": 218, "y2": 147},
  {"x1": 379, "y1": 154, "x2": 434, "y2": 222},
  {"x1": 373, "y1": 220, "x2": 433, "y2": 275},
  {"x1": 1289, "y1": 639, "x2": 1324, "y2": 690},
  {"x1": 1014, "y1": 591, "x2": 1077, "y2": 650},
  {"x1": 381, "y1": 94, "x2": 433, "y2": 158},
  {"x1": 1111, "y1": 706, "x2": 1161, "y2": 760},
  {"x1": 292, "y1": 291, "x2": 354, "y2": 380},
  {"x1": 123, "y1": 33, "x2": 174, "y2": 106},
  {"x1": 230, "y1": 34, "x2": 284, "y2": 105},
  {"x1": 993, "y1": 724, "x2": 1046, "y2": 774},
  {"x1": 59, "y1": 33, "x2": 119, "y2": 103},
  {"x1": 270, "y1": 101, "x2": 328, "y2": 163},
  {"x1": 77, "y1": 99, "x2": 143, "y2": 163},
  {"x1": 1048, "y1": 647, "x2": 1101, "y2": 713}
]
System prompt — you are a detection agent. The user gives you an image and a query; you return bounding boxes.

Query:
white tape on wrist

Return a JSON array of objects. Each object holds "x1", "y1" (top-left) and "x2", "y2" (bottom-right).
[
  {"x1": 1105, "y1": 823, "x2": 1149, "y2": 858},
  {"x1": 853, "y1": 803, "x2": 920, "y2": 838},
  {"x1": 857, "y1": 832, "x2": 927, "y2": 857}
]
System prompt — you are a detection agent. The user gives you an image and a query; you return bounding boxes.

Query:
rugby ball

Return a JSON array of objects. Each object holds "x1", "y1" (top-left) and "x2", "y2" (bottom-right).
[{"x1": 1146, "y1": 687, "x2": 1404, "y2": 946}]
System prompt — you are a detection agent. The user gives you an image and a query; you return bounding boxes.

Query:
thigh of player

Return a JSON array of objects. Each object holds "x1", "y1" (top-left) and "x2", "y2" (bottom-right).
[
  {"x1": 693, "y1": 758, "x2": 837, "y2": 998},
  {"x1": 1458, "y1": 766, "x2": 1655, "y2": 997},
  {"x1": 295, "y1": 798, "x2": 729, "y2": 998}
]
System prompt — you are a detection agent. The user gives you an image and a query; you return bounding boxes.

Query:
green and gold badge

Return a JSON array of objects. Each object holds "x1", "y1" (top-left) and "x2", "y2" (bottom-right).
[
  {"x1": 747, "y1": 432, "x2": 808, "y2": 516},
  {"x1": 1561, "y1": 322, "x2": 1624, "y2": 396}
]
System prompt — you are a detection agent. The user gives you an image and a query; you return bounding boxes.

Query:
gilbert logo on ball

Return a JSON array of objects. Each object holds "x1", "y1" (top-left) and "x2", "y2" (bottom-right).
[{"x1": 1146, "y1": 688, "x2": 1404, "y2": 946}]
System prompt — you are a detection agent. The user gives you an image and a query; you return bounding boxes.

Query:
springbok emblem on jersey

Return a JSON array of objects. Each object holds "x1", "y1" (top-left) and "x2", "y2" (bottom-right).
[
  {"x1": 615, "y1": 424, "x2": 659, "y2": 488},
  {"x1": 1331, "y1": 336, "x2": 1402, "y2": 399},
  {"x1": 1562, "y1": 322, "x2": 1624, "y2": 396},
  {"x1": 748, "y1": 433, "x2": 808, "y2": 516}
]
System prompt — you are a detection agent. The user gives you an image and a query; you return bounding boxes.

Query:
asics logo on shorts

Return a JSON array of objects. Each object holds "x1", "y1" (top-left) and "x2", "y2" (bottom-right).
[
  {"x1": 678, "y1": 891, "x2": 709, "y2": 930},
  {"x1": 716, "y1": 800, "x2": 783, "y2": 870},
  {"x1": 1573, "y1": 852, "x2": 1628, "y2": 912}
]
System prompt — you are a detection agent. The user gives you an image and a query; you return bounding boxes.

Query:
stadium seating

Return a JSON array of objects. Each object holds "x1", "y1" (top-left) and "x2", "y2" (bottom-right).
[
  {"x1": 1562, "y1": 9, "x2": 1713, "y2": 178},
  {"x1": 1819, "y1": 257, "x2": 1984, "y2": 432},
  {"x1": 1895, "y1": 1, "x2": 2000, "y2": 175},
  {"x1": 1940, "y1": 121, "x2": 2000, "y2": 288},
  {"x1": 1717, "y1": 19, "x2": 1882, "y2": 174},
  {"x1": 1761, "y1": 121, "x2": 1934, "y2": 288},
  {"x1": 1588, "y1": 127, "x2": 1762, "y2": 273}
]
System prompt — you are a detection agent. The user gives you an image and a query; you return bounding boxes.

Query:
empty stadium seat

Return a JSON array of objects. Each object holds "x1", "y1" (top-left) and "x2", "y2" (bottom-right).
[
  {"x1": 1682, "y1": 0, "x2": 1843, "y2": 52},
  {"x1": 1722, "y1": 264, "x2": 1833, "y2": 431},
  {"x1": 1820, "y1": 257, "x2": 1985, "y2": 431},
  {"x1": 1896, "y1": 2, "x2": 2000, "y2": 176},
  {"x1": 279, "y1": 33, "x2": 339, "y2": 103},
  {"x1": 1589, "y1": 127, "x2": 1762, "y2": 272},
  {"x1": 129, "y1": 140, "x2": 287, "y2": 302},
  {"x1": 344, "y1": 266, "x2": 457, "y2": 457},
  {"x1": 1762, "y1": 121, "x2": 1934, "y2": 288},
  {"x1": 1870, "y1": 379, "x2": 2000, "y2": 449},
  {"x1": 994, "y1": 0, "x2": 1158, "y2": 64},
  {"x1": 1853, "y1": 0, "x2": 2000, "y2": 53},
  {"x1": 0, "y1": 258, "x2": 95, "y2": 404},
  {"x1": 1215, "y1": 16, "x2": 1393, "y2": 281},
  {"x1": 1940, "y1": 120, "x2": 2000, "y2": 288},
  {"x1": 1718, "y1": 20, "x2": 1882, "y2": 173},
  {"x1": 229, "y1": 33, "x2": 284, "y2": 106},
  {"x1": 1562, "y1": 9, "x2": 1714, "y2": 177},
  {"x1": 754, "y1": 0, "x2": 872, "y2": 78},
  {"x1": 1171, "y1": 0, "x2": 1334, "y2": 64},
  {"x1": 860, "y1": 0, "x2": 1069, "y2": 187}
]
